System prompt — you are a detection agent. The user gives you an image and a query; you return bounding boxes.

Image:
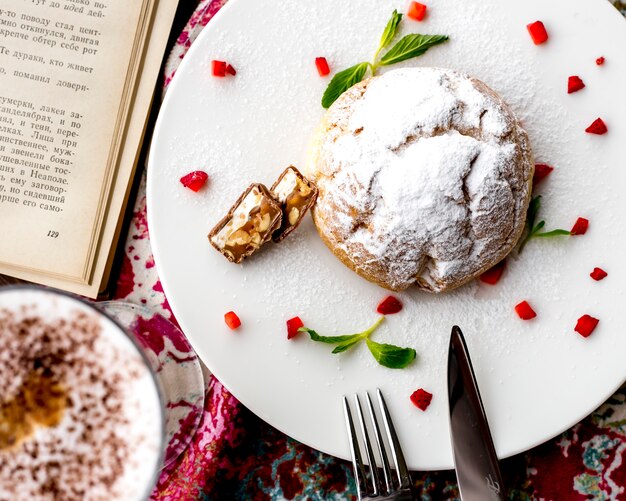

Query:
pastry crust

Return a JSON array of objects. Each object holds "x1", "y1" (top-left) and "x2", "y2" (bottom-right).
[{"x1": 307, "y1": 68, "x2": 534, "y2": 292}]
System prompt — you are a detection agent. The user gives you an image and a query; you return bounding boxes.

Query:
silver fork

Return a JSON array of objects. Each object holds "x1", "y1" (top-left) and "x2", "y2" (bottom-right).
[{"x1": 343, "y1": 389, "x2": 414, "y2": 500}]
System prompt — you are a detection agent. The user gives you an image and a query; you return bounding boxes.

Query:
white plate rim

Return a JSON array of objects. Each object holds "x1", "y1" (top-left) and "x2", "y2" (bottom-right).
[{"x1": 147, "y1": 0, "x2": 626, "y2": 470}]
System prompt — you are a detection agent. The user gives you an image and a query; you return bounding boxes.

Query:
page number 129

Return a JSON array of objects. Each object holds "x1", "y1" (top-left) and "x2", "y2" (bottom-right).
[{"x1": 47, "y1": 231, "x2": 60, "y2": 238}]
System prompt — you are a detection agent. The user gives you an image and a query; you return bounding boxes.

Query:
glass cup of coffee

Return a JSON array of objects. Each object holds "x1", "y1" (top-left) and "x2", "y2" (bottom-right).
[{"x1": 0, "y1": 286, "x2": 164, "y2": 500}]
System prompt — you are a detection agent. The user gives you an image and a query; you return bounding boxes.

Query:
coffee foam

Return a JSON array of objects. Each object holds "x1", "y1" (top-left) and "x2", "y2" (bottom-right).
[{"x1": 0, "y1": 290, "x2": 163, "y2": 501}]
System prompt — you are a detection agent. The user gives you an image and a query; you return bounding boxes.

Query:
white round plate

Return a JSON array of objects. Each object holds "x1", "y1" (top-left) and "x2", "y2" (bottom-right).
[{"x1": 148, "y1": 0, "x2": 626, "y2": 469}]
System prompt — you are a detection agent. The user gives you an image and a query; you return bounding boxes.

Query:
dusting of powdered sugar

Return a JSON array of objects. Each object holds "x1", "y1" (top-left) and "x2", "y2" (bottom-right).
[{"x1": 310, "y1": 68, "x2": 533, "y2": 292}]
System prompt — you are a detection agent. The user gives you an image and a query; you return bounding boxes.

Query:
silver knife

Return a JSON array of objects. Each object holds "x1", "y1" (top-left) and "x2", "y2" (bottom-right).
[{"x1": 447, "y1": 325, "x2": 507, "y2": 501}]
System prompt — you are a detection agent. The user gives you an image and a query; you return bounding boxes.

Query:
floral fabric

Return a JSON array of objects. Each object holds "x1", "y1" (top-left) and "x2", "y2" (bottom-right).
[{"x1": 112, "y1": 1, "x2": 626, "y2": 499}]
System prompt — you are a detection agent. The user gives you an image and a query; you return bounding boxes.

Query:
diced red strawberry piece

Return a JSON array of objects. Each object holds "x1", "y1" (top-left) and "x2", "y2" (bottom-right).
[
  {"x1": 574, "y1": 314, "x2": 599, "y2": 338},
  {"x1": 527, "y1": 21, "x2": 548, "y2": 45},
  {"x1": 585, "y1": 118, "x2": 608, "y2": 135},
  {"x1": 377, "y1": 296, "x2": 403, "y2": 315},
  {"x1": 286, "y1": 316, "x2": 304, "y2": 339},
  {"x1": 533, "y1": 164, "x2": 554, "y2": 185},
  {"x1": 590, "y1": 267, "x2": 607, "y2": 281},
  {"x1": 315, "y1": 57, "x2": 330, "y2": 77},
  {"x1": 224, "y1": 311, "x2": 241, "y2": 330},
  {"x1": 570, "y1": 217, "x2": 589, "y2": 235},
  {"x1": 515, "y1": 301, "x2": 536, "y2": 320},
  {"x1": 179, "y1": 171, "x2": 209, "y2": 192},
  {"x1": 567, "y1": 76, "x2": 585, "y2": 94},
  {"x1": 407, "y1": 1, "x2": 427, "y2": 21},
  {"x1": 479, "y1": 260, "x2": 506, "y2": 285},
  {"x1": 212, "y1": 60, "x2": 227, "y2": 77},
  {"x1": 596, "y1": 56, "x2": 605, "y2": 66},
  {"x1": 226, "y1": 64, "x2": 237, "y2": 76},
  {"x1": 410, "y1": 388, "x2": 433, "y2": 411}
]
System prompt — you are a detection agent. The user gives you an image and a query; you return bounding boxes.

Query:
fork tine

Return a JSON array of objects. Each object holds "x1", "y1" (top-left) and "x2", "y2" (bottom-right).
[
  {"x1": 343, "y1": 396, "x2": 367, "y2": 500},
  {"x1": 354, "y1": 395, "x2": 380, "y2": 496},
  {"x1": 365, "y1": 392, "x2": 393, "y2": 495},
  {"x1": 377, "y1": 388, "x2": 412, "y2": 489}
]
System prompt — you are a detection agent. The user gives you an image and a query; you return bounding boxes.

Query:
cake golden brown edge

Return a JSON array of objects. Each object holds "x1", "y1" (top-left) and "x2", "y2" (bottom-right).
[{"x1": 306, "y1": 72, "x2": 534, "y2": 293}]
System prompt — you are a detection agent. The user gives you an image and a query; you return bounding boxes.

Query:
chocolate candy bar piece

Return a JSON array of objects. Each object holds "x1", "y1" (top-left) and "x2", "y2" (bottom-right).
[
  {"x1": 270, "y1": 166, "x2": 318, "y2": 242},
  {"x1": 209, "y1": 183, "x2": 282, "y2": 263}
]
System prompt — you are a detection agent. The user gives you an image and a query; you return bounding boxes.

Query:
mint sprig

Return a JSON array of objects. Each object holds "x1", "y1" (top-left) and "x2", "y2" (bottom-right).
[
  {"x1": 321, "y1": 10, "x2": 448, "y2": 108},
  {"x1": 299, "y1": 317, "x2": 417, "y2": 369},
  {"x1": 518, "y1": 195, "x2": 571, "y2": 253}
]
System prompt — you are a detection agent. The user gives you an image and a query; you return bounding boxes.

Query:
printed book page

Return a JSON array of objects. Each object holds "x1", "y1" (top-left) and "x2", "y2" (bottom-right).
[{"x1": 0, "y1": 0, "x2": 178, "y2": 295}]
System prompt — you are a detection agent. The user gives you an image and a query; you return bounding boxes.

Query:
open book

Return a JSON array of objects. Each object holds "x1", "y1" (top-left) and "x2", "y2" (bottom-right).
[{"x1": 0, "y1": 0, "x2": 179, "y2": 297}]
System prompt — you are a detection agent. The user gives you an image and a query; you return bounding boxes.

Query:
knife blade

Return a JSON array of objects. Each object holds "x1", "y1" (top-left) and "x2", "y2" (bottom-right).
[{"x1": 447, "y1": 325, "x2": 506, "y2": 501}]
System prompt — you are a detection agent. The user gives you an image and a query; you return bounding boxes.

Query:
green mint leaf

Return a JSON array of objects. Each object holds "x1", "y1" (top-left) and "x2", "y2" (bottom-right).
[
  {"x1": 321, "y1": 62, "x2": 370, "y2": 109},
  {"x1": 518, "y1": 196, "x2": 542, "y2": 253},
  {"x1": 298, "y1": 328, "x2": 362, "y2": 345},
  {"x1": 332, "y1": 337, "x2": 363, "y2": 354},
  {"x1": 527, "y1": 195, "x2": 541, "y2": 231},
  {"x1": 365, "y1": 339, "x2": 416, "y2": 369},
  {"x1": 531, "y1": 220, "x2": 546, "y2": 236},
  {"x1": 376, "y1": 10, "x2": 402, "y2": 57},
  {"x1": 379, "y1": 34, "x2": 448, "y2": 66},
  {"x1": 534, "y1": 229, "x2": 572, "y2": 238}
]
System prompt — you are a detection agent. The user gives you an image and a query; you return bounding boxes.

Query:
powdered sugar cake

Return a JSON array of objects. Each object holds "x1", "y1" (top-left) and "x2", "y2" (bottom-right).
[
  {"x1": 307, "y1": 68, "x2": 534, "y2": 292},
  {"x1": 0, "y1": 288, "x2": 163, "y2": 501}
]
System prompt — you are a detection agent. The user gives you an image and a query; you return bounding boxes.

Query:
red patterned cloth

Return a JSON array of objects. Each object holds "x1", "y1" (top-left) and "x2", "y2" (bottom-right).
[{"x1": 113, "y1": 1, "x2": 626, "y2": 498}]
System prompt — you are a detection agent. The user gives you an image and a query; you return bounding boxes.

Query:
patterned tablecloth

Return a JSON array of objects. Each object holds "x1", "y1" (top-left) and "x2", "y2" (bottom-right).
[{"x1": 114, "y1": 1, "x2": 626, "y2": 499}]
